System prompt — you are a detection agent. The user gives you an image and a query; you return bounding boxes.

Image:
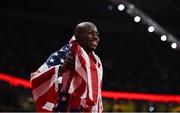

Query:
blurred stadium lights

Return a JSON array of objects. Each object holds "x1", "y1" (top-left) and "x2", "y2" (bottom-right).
[
  {"x1": 110, "y1": 0, "x2": 180, "y2": 50},
  {"x1": 161, "y1": 35, "x2": 168, "y2": 41},
  {"x1": 171, "y1": 42, "x2": 177, "y2": 49},
  {"x1": 1, "y1": 73, "x2": 180, "y2": 103},
  {"x1": 0, "y1": 73, "x2": 31, "y2": 89},
  {"x1": 148, "y1": 26, "x2": 155, "y2": 33},
  {"x1": 134, "y1": 16, "x2": 141, "y2": 23},
  {"x1": 149, "y1": 106, "x2": 155, "y2": 112},
  {"x1": 117, "y1": 4, "x2": 125, "y2": 11}
]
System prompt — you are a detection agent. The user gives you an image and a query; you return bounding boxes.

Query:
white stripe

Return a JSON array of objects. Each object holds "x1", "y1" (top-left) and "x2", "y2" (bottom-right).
[
  {"x1": 92, "y1": 64, "x2": 99, "y2": 112},
  {"x1": 92, "y1": 102, "x2": 98, "y2": 113},
  {"x1": 32, "y1": 66, "x2": 59, "y2": 101},
  {"x1": 69, "y1": 35, "x2": 76, "y2": 43},
  {"x1": 74, "y1": 49, "x2": 88, "y2": 98},
  {"x1": 75, "y1": 54, "x2": 87, "y2": 82},
  {"x1": 30, "y1": 63, "x2": 49, "y2": 82},
  {"x1": 42, "y1": 102, "x2": 55, "y2": 111},
  {"x1": 99, "y1": 94, "x2": 103, "y2": 112},
  {"x1": 92, "y1": 52, "x2": 103, "y2": 113},
  {"x1": 80, "y1": 47, "x2": 93, "y2": 100},
  {"x1": 92, "y1": 52, "x2": 103, "y2": 81},
  {"x1": 60, "y1": 70, "x2": 71, "y2": 92},
  {"x1": 80, "y1": 82, "x2": 88, "y2": 98},
  {"x1": 68, "y1": 75, "x2": 82, "y2": 94},
  {"x1": 54, "y1": 66, "x2": 60, "y2": 92}
]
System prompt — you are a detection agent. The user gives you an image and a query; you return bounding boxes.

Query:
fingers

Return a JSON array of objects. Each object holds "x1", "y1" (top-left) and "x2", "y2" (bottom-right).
[{"x1": 63, "y1": 57, "x2": 75, "y2": 70}]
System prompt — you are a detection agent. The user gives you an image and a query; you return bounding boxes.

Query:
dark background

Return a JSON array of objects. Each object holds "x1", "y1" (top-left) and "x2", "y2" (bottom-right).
[{"x1": 0, "y1": 0, "x2": 180, "y2": 96}]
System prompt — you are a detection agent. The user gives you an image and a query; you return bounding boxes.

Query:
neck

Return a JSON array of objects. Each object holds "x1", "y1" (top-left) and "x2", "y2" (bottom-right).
[{"x1": 84, "y1": 48, "x2": 92, "y2": 54}]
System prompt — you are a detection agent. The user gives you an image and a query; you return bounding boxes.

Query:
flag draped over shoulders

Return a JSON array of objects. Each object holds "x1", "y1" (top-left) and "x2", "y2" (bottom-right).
[
  {"x1": 30, "y1": 36, "x2": 103, "y2": 112},
  {"x1": 30, "y1": 64, "x2": 60, "y2": 112}
]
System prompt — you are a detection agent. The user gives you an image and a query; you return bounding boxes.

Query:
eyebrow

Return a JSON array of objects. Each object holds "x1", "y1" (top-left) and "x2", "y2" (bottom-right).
[
  {"x1": 89, "y1": 30, "x2": 99, "y2": 34},
  {"x1": 90, "y1": 29, "x2": 98, "y2": 32}
]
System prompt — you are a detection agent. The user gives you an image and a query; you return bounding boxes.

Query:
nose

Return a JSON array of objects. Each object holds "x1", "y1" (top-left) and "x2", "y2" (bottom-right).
[{"x1": 93, "y1": 34, "x2": 99, "y2": 41}]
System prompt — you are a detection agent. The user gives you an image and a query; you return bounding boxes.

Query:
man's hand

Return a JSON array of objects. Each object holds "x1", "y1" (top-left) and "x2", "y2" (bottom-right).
[{"x1": 62, "y1": 56, "x2": 75, "y2": 71}]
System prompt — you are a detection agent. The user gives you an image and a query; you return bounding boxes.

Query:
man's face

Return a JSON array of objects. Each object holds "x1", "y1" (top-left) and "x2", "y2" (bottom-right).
[{"x1": 76, "y1": 25, "x2": 100, "y2": 52}]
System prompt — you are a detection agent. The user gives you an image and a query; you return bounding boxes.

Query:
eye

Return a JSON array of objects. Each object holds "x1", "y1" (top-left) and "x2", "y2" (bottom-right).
[
  {"x1": 96, "y1": 32, "x2": 99, "y2": 36},
  {"x1": 88, "y1": 31, "x2": 93, "y2": 35},
  {"x1": 88, "y1": 31, "x2": 99, "y2": 36}
]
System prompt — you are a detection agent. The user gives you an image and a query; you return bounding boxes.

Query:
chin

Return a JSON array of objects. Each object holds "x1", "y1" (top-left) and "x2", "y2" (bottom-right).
[
  {"x1": 87, "y1": 45, "x2": 97, "y2": 52},
  {"x1": 90, "y1": 47, "x2": 97, "y2": 51}
]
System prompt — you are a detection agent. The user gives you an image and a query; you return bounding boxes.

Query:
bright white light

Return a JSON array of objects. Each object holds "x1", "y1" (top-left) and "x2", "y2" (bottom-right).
[
  {"x1": 149, "y1": 106, "x2": 155, "y2": 112},
  {"x1": 148, "y1": 26, "x2": 155, "y2": 32},
  {"x1": 171, "y1": 43, "x2": 177, "y2": 49},
  {"x1": 160, "y1": 35, "x2": 167, "y2": 41},
  {"x1": 134, "y1": 16, "x2": 141, "y2": 22},
  {"x1": 118, "y1": 4, "x2": 125, "y2": 11}
]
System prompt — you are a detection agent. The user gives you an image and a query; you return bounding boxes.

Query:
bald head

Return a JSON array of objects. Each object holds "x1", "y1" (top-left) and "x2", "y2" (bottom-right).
[
  {"x1": 75, "y1": 22, "x2": 96, "y2": 33},
  {"x1": 74, "y1": 22, "x2": 100, "y2": 53}
]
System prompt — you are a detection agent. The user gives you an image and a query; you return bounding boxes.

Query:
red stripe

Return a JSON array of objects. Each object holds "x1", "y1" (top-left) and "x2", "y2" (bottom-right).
[
  {"x1": 75, "y1": 43, "x2": 99, "y2": 105},
  {"x1": 98, "y1": 100, "x2": 100, "y2": 112},
  {"x1": 64, "y1": 70, "x2": 74, "y2": 92},
  {"x1": 89, "y1": 53, "x2": 98, "y2": 103},
  {"x1": 31, "y1": 67, "x2": 55, "y2": 89},
  {"x1": 72, "y1": 76, "x2": 86, "y2": 97},
  {"x1": 72, "y1": 43, "x2": 88, "y2": 97},
  {"x1": 35, "y1": 84, "x2": 58, "y2": 112},
  {"x1": 71, "y1": 42, "x2": 88, "y2": 80},
  {"x1": 76, "y1": 44, "x2": 87, "y2": 72}
]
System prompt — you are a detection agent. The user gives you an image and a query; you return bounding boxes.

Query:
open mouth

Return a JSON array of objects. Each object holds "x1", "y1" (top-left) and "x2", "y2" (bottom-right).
[
  {"x1": 90, "y1": 41, "x2": 98, "y2": 47},
  {"x1": 92, "y1": 41, "x2": 98, "y2": 45}
]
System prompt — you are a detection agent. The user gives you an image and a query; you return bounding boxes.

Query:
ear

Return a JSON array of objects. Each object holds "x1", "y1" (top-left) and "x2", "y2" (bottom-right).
[
  {"x1": 75, "y1": 32, "x2": 81, "y2": 41},
  {"x1": 74, "y1": 32, "x2": 78, "y2": 38}
]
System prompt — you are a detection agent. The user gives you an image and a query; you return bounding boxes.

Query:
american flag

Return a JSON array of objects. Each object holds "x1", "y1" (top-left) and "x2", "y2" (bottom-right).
[{"x1": 30, "y1": 36, "x2": 103, "y2": 112}]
